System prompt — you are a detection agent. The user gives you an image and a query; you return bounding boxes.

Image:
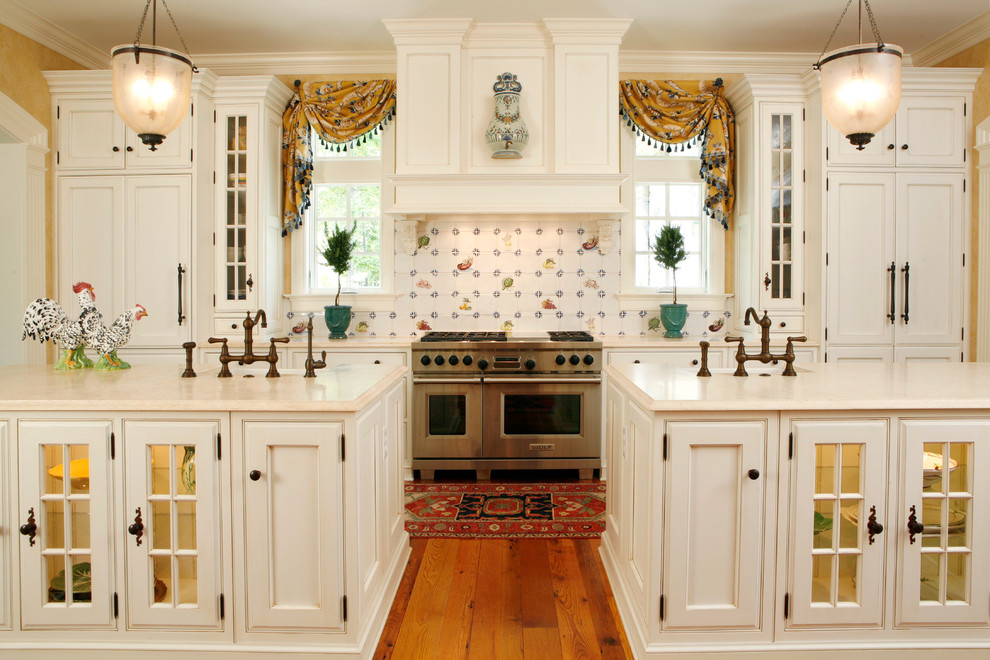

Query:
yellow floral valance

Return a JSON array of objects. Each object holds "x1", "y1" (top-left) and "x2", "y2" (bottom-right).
[
  {"x1": 619, "y1": 79, "x2": 735, "y2": 229},
  {"x1": 281, "y1": 80, "x2": 396, "y2": 235}
]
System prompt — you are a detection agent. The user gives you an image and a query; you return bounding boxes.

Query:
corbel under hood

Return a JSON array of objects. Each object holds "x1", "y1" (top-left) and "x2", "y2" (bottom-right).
[{"x1": 383, "y1": 18, "x2": 631, "y2": 216}]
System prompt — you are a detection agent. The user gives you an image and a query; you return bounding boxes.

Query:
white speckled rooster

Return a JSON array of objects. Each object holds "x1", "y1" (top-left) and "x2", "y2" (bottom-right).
[
  {"x1": 90, "y1": 304, "x2": 149, "y2": 370},
  {"x1": 21, "y1": 282, "x2": 97, "y2": 370}
]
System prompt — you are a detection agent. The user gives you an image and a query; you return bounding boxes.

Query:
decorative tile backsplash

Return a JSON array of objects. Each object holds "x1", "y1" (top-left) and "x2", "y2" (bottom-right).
[{"x1": 348, "y1": 219, "x2": 729, "y2": 337}]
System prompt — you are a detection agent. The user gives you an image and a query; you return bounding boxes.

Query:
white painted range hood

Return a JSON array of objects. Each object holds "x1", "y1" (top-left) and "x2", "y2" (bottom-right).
[{"x1": 383, "y1": 18, "x2": 631, "y2": 216}]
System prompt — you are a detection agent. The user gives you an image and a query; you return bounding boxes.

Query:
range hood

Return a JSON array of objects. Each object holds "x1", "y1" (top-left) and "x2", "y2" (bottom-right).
[{"x1": 383, "y1": 19, "x2": 631, "y2": 216}]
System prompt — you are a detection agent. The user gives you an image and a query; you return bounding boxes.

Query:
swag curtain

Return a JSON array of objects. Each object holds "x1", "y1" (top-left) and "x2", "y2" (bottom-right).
[
  {"x1": 281, "y1": 80, "x2": 397, "y2": 236},
  {"x1": 619, "y1": 79, "x2": 735, "y2": 229}
]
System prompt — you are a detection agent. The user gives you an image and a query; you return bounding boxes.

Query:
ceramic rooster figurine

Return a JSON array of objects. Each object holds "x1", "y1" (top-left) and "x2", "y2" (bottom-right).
[
  {"x1": 22, "y1": 282, "x2": 96, "y2": 370},
  {"x1": 89, "y1": 305, "x2": 148, "y2": 370}
]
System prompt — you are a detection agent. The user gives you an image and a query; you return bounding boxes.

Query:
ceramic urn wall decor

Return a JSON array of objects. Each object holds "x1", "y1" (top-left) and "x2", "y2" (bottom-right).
[{"x1": 485, "y1": 72, "x2": 529, "y2": 159}]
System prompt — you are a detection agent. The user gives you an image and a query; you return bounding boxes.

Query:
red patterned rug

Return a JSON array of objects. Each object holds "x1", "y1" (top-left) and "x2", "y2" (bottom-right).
[{"x1": 404, "y1": 482, "x2": 606, "y2": 538}]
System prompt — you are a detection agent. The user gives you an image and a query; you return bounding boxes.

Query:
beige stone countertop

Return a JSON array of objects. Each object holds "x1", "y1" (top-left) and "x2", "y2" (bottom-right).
[
  {"x1": 0, "y1": 364, "x2": 406, "y2": 412},
  {"x1": 606, "y1": 361, "x2": 990, "y2": 412}
]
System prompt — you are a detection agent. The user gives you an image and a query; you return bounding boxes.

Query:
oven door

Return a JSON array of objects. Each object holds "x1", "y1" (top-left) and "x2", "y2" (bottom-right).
[
  {"x1": 412, "y1": 377, "x2": 484, "y2": 458},
  {"x1": 482, "y1": 376, "x2": 601, "y2": 458}
]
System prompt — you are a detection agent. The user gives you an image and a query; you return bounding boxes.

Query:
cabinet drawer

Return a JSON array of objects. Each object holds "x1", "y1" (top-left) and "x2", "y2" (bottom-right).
[{"x1": 607, "y1": 349, "x2": 723, "y2": 369}]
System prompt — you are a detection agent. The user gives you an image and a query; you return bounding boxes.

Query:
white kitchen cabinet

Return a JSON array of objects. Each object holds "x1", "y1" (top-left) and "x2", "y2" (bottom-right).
[
  {"x1": 603, "y1": 381, "x2": 626, "y2": 559},
  {"x1": 897, "y1": 419, "x2": 990, "y2": 626},
  {"x1": 238, "y1": 417, "x2": 345, "y2": 632},
  {"x1": 0, "y1": 420, "x2": 8, "y2": 631},
  {"x1": 122, "y1": 419, "x2": 222, "y2": 630},
  {"x1": 826, "y1": 95, "x2": 968, "y2": 169},
  {"x1": 607, "y1": 348, "x2": 724, "y2": 370},
  {"x1": 57, "y1": 175, "x2": 193, "y2": 351},
  {"x1": 786, "y1": 418, "x2": 889, "y2": 628},
  {"x1": 212, "y1": 78, "x2": 292, "y2": 338},
  {"x1": 825, "y1": 171, "x2": 964, "y2": 358},
  {"x1": 726, "y1": 77, "x2": 806, "y2": 340},
  {"x1": 663, "y1": 419, "x2": 769, "y2": 630},
  {"x1": 55, "y1": 97, "x2": 193, "y2": 171},
  {"x1": 16, "y1": 418, "x2": 115, "y2": 629}
]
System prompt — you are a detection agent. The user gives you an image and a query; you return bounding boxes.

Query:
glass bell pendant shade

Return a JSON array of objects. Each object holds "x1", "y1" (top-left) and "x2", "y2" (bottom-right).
[
  {"x1": 819, "y1": 43, "x2": 902, "y2": 150},
  {"x1": 111, "y1": 44, "x2": 193, "y2": 151}
]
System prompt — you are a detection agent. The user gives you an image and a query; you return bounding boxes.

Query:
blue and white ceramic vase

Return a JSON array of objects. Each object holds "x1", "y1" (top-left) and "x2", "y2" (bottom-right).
[{"x1": 485, "y1": 72, "x2": 529, "y2": 159}]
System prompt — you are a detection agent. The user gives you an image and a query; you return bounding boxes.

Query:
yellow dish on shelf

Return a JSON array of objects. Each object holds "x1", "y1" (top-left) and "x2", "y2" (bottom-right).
[{"x1": 48, "y1": 459, "x2": 90, "y2": 480}]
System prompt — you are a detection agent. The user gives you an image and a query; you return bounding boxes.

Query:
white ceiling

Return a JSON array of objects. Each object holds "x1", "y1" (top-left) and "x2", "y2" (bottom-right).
[{"x1": 5, "y1": 0, "x2": 989, "y2": 59}]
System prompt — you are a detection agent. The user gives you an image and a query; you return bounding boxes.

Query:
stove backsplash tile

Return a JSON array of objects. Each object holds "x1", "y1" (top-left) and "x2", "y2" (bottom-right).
[{"x1": 352, "y1": 219, "x2": 729, "y2": 338}]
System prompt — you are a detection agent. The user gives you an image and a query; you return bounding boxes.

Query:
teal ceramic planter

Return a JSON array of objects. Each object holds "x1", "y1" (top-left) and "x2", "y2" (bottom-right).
[
  {"x1": 659, "y1": 303, "x2": 688, "y2": 338},
  {"x1": 324, "y1": 305, "x2": 352, "y2": 339}
]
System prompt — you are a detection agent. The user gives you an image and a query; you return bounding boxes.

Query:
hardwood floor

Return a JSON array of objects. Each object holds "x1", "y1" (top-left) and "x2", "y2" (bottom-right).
[{"x1": 374, "y1": 537, "x2": 633, "y2": 660}]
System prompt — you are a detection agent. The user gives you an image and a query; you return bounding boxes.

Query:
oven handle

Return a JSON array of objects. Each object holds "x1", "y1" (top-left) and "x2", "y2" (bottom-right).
[
  {"x1": 483, "y1": 377, "x2": 602, "y2": 384},
  {"x1": 412, "y1": 377, "x2": 483, "y2": 384}
]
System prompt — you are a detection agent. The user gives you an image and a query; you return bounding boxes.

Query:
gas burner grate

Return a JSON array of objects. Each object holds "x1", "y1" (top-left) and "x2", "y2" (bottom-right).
[
  {"x1": 547, "y1": 331, "x2": 595, "y2": 342},
  {"x1": 419, "y1": 331, "x2": 507, "y2": 342}
]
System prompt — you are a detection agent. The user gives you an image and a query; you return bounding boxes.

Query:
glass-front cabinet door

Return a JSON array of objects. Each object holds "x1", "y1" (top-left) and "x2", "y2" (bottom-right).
[
  {"x1": 761, "y1": 104, "x2": 803, "y2": 315},
  {"x1": 123, "y1": 420, "x2": 222, "y2": 629},
  {"x1": 17, "y1": 419, "x2": 114, "y2": 628},
  {"x1": 898, "y1": 419, "x2": 990, "y2": 625},
  {"x1": 788, "y1": 419, "x2": 888, "y2": 627}
]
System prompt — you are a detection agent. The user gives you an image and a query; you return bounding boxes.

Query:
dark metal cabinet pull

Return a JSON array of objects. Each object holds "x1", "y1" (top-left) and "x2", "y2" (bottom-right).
[
  {"x1": 747, "y1": 469, "x2": 760, "y2": 480},
  {"x1": 19, "y1": 507, "x2": 37, "y2": 546},
  {"x1": 247, "y1": 274, "x2": 254, "y2": 292},
  {"x1": 887, "y1": 144, "x2": 895, "y2": 150},
  {"x1": 128, "y1": 507, "x2": 144, "y2": 546},
  {"x1": 764, "y1": 272, "x2": 771, "y2": 291},
  {"x1": 901, "y1": 144, "x2": 909, "y2": 150},
  {"x1": 112, "y1": 146, "x2": 120, "y2": 152},
  {"x1": 177, "y1": 263, "x2": 186, "y2": 325},
  {"x1": 866, "y1": 505, "x2": 883, "y2": 544},
  {"x1": 887, "y1": 262, "x2": 896, "y2": 323},
  {"x1": 901, "y1": 262, "x2": 910, "y2": 324},
  {"x1": 249, "y1": 470, "x2": 262, "y2": 481},
  {"x1": 907, "y1": 504, "x2": 924, "y2": 544}
]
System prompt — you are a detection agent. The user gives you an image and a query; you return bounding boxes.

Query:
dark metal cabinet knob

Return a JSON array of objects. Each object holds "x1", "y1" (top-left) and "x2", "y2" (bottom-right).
[
  {"x1": 19, "y1": 507, "x2": 37, "y2": 546},
  {"x1": 691, "y1": 359, "x2": 698, "y2": 366},
  {"x1": 555, "y1": 355, "x2": 566, "y2": 366},
  {"x1": 420, "y1": 355, "x2": 431, "y2": 366},
  {"x1": 462, "y1": 355, "x2": 473, "y2": 366},
  {"x1": 887, "y1": 143, "x2": 895, "y2": 150},
  {"x1": 583, "y1": 354, "x2": 595, "y2": 365},
  {"x1": 448, "y1": 355, "x2": 459, "y2": 366},
  {"x1": 748, "y1": 469, "x2": 760, "y2": 480},
  {"x1": 907, "y1": 504, "x2": 923, "y2": 544},
  {"x1": 126, "y1": 146, "x2": 134, "y2": 152},
  {"x1": 901, "y1": 144, "x2": 909, "y2": 150},
  {"x1": 633, "y1": 360, "x2": 640, "y2": 364},
  {"x1": 569, "y1": 355, "x2": 580, "y2": 365},
  {"x1": 112, "y1": 146, "x2": 120, "y2": 152},
  {"x1": 866, "y1": 505, "x2": 883, "y2": 544},
  {"x1": 525, "y1": 359, "x2": 536, "y2": 370},
  {"x1": 249, "y1": 470, "x2": 262, "y2": 481},
  {"x1": 128, "y1": 507, "x2": 144, "y2": 546},
  {"x1": 374, "y1": 359, "x2": 381, "y2": 365}
]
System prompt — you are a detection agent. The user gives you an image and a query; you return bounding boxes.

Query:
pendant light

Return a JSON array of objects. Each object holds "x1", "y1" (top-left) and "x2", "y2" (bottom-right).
[
  {"x1": 814, "y1": 0, "x2": 902, "y2": 151},
  {"x1": 111, "y1": 0, "x2": 195, "y2": 151}
]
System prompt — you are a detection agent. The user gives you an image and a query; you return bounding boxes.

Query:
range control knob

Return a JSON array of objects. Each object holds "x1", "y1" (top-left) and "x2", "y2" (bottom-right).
[
  {"x1": 477, "y1": 359, "x2": 489, "y2": 371},
  {"x1": 448, "y1": 355, "x2": 459, "y2": 366},
  {"x1": 462, "y1": 355, "x2": 474, "y2": 366},
  {"x1": 555, "y1": 355, "x2": 566, "y2": 366},
  {"x1": 420, "y1": 355, "x2": 431, "y2": 366},
  {"x1": 583, "y1": 354, "x2": 595, "y2": 366},
  {"x1": 569, "y1": 354, "x2": 581, "y2": 366},
  {"x1": 434, "y1": 355, "x2": 445, "y2": 366},
  {"x1": 525, "y1": 359, "x2": 537, "y2": 370}
]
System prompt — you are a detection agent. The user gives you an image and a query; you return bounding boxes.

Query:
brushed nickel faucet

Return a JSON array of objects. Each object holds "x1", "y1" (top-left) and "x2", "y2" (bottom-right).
[{"x1": 723, "y1": 308, "x2": 807, "y2": 377}]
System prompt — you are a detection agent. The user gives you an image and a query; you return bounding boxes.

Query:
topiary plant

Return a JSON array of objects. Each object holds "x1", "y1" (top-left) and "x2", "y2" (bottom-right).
[
  {"x1": 320, "y1": 222, "x2": 358, "y2": 306},
  {"x1": 652, "y1": 224, "x2": 687, "y2": 304}
]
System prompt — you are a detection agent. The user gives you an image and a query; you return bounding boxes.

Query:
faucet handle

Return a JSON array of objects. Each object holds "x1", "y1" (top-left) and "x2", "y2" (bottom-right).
[
  {"x1": 270, "y1": 337, "x2": 290, "y2": 344},
  {"x1": 786, "y1": 336, "x2": 808, "y2": 344},
  {"x1": 724, "y1": 335, "x2": 744, "y2": 344},
  {"x1": 207, "y1": 337, "x2": 228, "y2": 345}
]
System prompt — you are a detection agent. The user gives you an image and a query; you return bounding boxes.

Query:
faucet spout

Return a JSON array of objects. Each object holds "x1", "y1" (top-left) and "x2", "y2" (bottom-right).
[
  {"x1": 744, "y1": 307, "x2": 761, "y2": 327},
  {"x1": 252, "y1": 309, "x2": 267, "y2": 328}
]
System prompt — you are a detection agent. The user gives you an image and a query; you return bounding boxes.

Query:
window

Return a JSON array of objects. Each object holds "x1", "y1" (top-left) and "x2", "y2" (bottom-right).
[
  {"x1": 306, "y1": 130, "x2": 384, "y2": 293},
  {"x1": 632, "y1": 140, "x2": 708, "y2": 292}
]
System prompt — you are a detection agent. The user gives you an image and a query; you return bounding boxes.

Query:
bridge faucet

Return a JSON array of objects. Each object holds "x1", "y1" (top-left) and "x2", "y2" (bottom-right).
[
  {"x1": 207, "y1": 309, "x2": 288, "y2": 378},
  {"x1": 723, "y1": 308, "x2": 807, "y2": 377}
]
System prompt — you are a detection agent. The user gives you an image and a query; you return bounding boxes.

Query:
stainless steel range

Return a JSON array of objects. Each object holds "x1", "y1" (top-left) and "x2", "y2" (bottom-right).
[{"x1": 411, "y1": 331, "x2": 602, "y2": 480}]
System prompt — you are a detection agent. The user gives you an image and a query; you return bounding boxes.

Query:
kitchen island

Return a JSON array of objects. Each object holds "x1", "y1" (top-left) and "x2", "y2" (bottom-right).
[
  {"x1": 0, "y1": 364, "x2": 408, "y2": 659},
  {"x1": 602, "y1": 361, "x2": 990, "y2": 659}
]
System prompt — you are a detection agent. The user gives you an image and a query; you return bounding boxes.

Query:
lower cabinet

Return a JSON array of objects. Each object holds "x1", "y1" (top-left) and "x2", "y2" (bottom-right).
[{"x1": 601, "y1": 390, "x2": 990, "y2": 656}]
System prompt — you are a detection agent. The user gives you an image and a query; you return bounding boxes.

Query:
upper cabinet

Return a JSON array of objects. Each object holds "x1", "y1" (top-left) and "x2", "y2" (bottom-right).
[
  {"x1": 826, "y1": 95, "x2": 968, "y2": 168},
  {"x1": 383, "y1": 19, "x2": 630, "y2": 214},
  {"x1": 726, "y1": 76, "x2": 807, "y2": 338},
  {"x1": 56, "y1": 97, "x2": 193, "y2": 171}
]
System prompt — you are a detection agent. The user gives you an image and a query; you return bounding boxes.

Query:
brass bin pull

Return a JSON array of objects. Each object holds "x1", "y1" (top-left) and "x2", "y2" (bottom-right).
[
  {"x1": 19, "y1": 507, "x2": 37, "y2": 546},
  {"x1": 128, "y1": 507, "x2": 144, "y2": 546}
]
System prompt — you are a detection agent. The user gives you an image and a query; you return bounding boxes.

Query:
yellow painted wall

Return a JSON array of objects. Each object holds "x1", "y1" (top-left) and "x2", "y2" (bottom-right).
[
  {"x1": 934, "y1": 41, "x2": 990, "y2": 358},
  {"x1": 0, "y1": 23, "x2": 86, "y2": 299}
]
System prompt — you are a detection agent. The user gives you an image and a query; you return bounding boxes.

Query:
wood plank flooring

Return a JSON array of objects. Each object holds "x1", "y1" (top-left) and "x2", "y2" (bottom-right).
[{"x1": 374, "y1": 538, "x2": 633, "y2": 660}]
